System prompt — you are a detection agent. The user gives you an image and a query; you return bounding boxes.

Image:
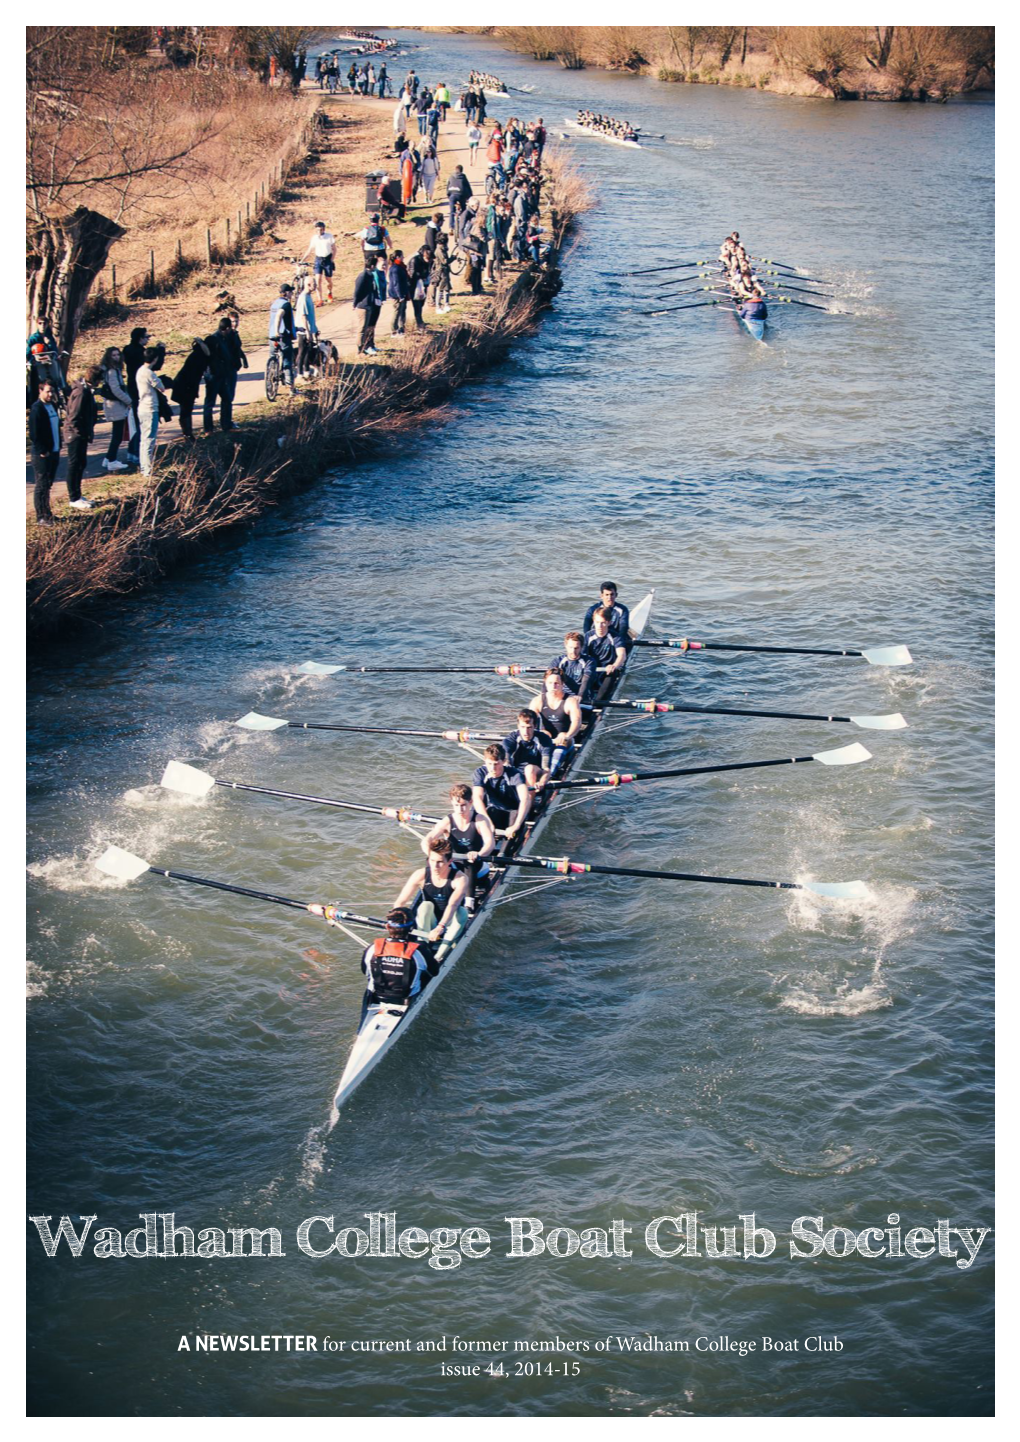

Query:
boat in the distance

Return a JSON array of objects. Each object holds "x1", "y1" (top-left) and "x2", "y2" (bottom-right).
[{"x1": 332, "y1": 591, "x2": 655, "y2": 1112}]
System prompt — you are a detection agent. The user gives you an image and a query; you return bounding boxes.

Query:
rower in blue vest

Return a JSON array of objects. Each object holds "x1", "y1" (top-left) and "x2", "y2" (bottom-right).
[
  {"x1": 502, "y1": 709, "x2": 552, "y2": 791},
  {"x1": 551, "y1": 630, "x2": 596, "y2": 702},
  {"x1": 471, "y1": 744, "x2": 532, "y2": 840},
  {"x1": 583, "y1": 582, "x2": 631, "y2": 649},
  {"x1": 739, "y1": 287, "x2": 768, "y2": 322},
  {"x1": 583, "y1": 607, "x2": 627, "y2": 678}
]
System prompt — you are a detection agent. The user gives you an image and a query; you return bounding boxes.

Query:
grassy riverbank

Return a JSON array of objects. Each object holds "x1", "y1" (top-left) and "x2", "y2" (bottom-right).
[
  {"x1": 432, "y1": 25, "x2": 994, "y2": 102},
  {"x1": 26, "y1": 142, "x2": 590, "y2": 637}
]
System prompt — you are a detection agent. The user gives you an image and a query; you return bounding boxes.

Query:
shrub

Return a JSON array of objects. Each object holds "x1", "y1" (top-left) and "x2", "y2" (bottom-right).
[{"x1": 657, "y1": 67, "x2": 684, "y2": 82}]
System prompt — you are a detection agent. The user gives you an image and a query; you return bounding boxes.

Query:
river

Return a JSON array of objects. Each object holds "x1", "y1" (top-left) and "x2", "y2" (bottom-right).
[{"x1": 27, "y1": 30, "x2": 993, "y2": 1417}]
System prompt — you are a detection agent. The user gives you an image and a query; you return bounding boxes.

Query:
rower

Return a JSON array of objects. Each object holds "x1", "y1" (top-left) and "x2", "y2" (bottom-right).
[
  {"x1": 583, "y1": 582, "x2": 631, "y2": 647},
  {"x1": 528, "y1": 667, "x2": 583, "y2": 775},
  {"x1": 393, "y1": 835, "x2": 468, "y2": 959},
  {"x1": 739, "y1": 287, "x2": 768, "y2": 321},
  {"x1": 551, "y1": 631, "x2": 596, "y2": 702},
  {"x1": 584, "y1": 607, "x2": 627, "y2": 678},
  {"x1": 422, "y1": 782, "x2": 496, "y2": 913},
  {"x1": 502, "y1": 708, "x2": 552, "y2": 791},
  {"x1": 471, "y1": 743, "x2": 532, "y2": 840},
  {"x1": 359, "y1": 907, "x2": 437, "y2": 1016}
]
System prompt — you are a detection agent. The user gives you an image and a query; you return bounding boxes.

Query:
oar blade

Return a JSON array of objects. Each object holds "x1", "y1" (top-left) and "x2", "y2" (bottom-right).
[
  {"x1": 160, "y1": 760, "x2": 217, "y2": 797},
  {"x1": 236, "y1": 711, "x2": 288, "y2": 731},
  {"x1": 297, "y1": 661, "x2": 346, "y2": 676},
  {"x1": 802, "y1": 880, "x2": 870, "y2": 901},
  {"x1": 96, "y1": 846, "x2": 151, "y2": 882},
  {"x1": 849, "y1": 713, "x2": 908, "y2": 731},
  {"x1": 813, "y1": 742, "x2": 872, "y2": 766},
  {"x1": 861, "y1": 645, "x2": 913, "y2": 667}
]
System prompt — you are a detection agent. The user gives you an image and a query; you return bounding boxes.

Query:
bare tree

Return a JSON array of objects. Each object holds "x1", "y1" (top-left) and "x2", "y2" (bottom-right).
[
  {"x1": 666, "y1": 26, "x2": 713, "y2": 77},
  {"x1": 26, "y1": 27, "x2": 221, "y2": 358},
  {"x1": 775, "y1": 25, "x2": 864, "y2": 98},
  {"x1": 234, "y1": 27, "x2": 327, "y2": 87},
  {"x1": 865, "y1": 26, "x2": 896, "y2": 70}
]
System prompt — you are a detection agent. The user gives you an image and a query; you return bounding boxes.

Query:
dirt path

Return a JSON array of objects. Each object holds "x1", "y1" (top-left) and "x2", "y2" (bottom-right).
[{"x1": 26, "y1": 90, "x2": 498, "y2": 520}]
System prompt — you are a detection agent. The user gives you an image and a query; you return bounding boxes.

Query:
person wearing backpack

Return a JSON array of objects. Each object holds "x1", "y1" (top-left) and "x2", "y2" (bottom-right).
[{"x1": 98, "y1": 346, "x2": 132, "y2": 471}]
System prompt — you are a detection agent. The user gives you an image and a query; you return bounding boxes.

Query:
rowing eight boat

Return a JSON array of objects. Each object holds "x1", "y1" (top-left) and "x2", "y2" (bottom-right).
[
  {"x1": 331, "y1": 590, "x2": 655, "y2": 1113},
  {"x1": 563, "y1": 117, "x2": 642, "y2": 148}
]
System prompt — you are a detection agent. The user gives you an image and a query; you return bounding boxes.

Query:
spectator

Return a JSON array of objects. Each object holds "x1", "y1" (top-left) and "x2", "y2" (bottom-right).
[
  {"x1": 424, "y1": 211, "x2": 444, "y2": 256},
  {"x1": 466, "y1": 225, "x2": 488, "y2": 295},
  {"x1": 352, "y1": 212, "x2": 391, "y2": 263},
  {"x1": 170, "y1": 338, "x2": 211, "y2": 439},
  {"x1": 303, "y1": 220, "x2": 336, "y2": 305},
  {"x1": 415, "y1": 88, "x2": 430, "y2": 135},
  {"x1": 377, "y1": 62, "x2": 388, "y2": 98},
  {"x1": 99, "y1": 346, "x2": 132, "y2": 472},
  {"x1": 435, "y1": 81, "x2": 451, "y2": 120},
  {"x1": 401, "y1": 148, "x2": 415, "y2": 210},
  {"x1": 204, "y1": 316, "x2": 246, "y2": 429},
  {"x1": 409, "y1": 245, "x2": 432, "y2": 330},
  {"x1": 393, "y1": 97, "x2": 407, "y2": 139},
  {"x1": 29, "y1": 379, "x2": 61, "y2": 526},
  {"x1": 387, "y1": 249, "x2": 411, "y2": 335},
  {"x1": 135, "y1": 347, "x2": 167, "y2": 477},
  {"x1": 429, "y1": 235, "x2": 451, "y2": 314},
  {"x1": 446, "y1": 165, "x2": 472, "y2": 231},
  {"x1": 294, "y1": 277, "x2": 319, "y2": 377},
  {"x1": 467, "y1": 123, "x2": 482, "y2": 166},
  {"x1": 122, "y1": 325, "x2": 149, "y2": 466},
  {"x1": 63, "y1": 366, "x2": 103, "y2": 510},
  {"x1": 353, "y1": 256, "x2": 387, "y2": 356},
  {"x1": 421, "y1": 146, "x2": 440, "y2": 201},
  {"x1": 267, "y1": 283, "x2": 297, "y2": 391}
]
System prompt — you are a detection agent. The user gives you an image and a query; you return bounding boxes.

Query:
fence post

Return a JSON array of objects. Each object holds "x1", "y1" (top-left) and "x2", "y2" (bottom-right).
[
  {"x1": 177, "y1": 238, "x2": 182, "y2": 264},
  {"x1": 149, "y1": 249, "x2": 155, "y2": 292},
  {"x1": 111, "y1": 264, "x2": 117, "y2": 300},
  {"x1": 225, "y1": 217, "x2": 230, "y2": 249},
  {"x1": 206, "y1": 227, "x2": 213, "y2": 265},
  {"x1": 246, "y1": 199, "x2": 251, "y2": 223},
  {"x1": 237, "y1": 208, "x2": 242, "y2": 243}
]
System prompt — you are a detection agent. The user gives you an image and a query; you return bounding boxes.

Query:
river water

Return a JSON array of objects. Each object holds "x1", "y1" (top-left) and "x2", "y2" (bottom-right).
[{"x1": 27, "y1": 31, "x2": 993, "y2": 1417}]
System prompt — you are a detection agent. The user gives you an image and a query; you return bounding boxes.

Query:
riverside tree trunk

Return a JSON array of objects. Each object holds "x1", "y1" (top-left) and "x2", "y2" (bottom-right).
[{"x1": 26, "y1": 207, "x2": 125, "y2": 365}]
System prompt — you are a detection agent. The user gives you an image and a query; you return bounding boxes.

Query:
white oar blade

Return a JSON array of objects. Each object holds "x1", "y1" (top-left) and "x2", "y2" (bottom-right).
[
  {"x1": 96, "y1": 846, "x2": 151, "y2": 882},
  {"x1": 802, "y1": 880, "x2": 870, "y2": 901},
  {"x1": 862, "y1": 645, "x2": 913, "y2": 667},
  {"x1": 813, "y1": 742, "x2": 872, "y2": 766},
  {"x1": 236, "y1": 711, "x2": 288, "y2": 731},
  {"x1": 849, "y1": 713, "x2": 908, "y2": 731},
  {"x1": 160, "y1": 760, "x2": 217, "y2": 797},
  {"x1": 298, "y1": 661, "x2": 346, "y2": 676}
]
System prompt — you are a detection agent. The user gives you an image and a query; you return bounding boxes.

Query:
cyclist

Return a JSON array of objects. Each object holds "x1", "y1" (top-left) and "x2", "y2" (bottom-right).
[{"x1": 267, "y1": 283, "x2": 297, "y2": 391}]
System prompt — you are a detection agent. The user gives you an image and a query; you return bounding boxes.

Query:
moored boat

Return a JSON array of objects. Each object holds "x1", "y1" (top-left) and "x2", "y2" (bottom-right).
[{"x1": 331, "y1": 590, "x2": 655, "y2": 1112}]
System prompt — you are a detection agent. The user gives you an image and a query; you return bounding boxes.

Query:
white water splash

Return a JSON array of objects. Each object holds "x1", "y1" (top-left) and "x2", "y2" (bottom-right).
[{"x1": 298, "y1": 1122, "x2": 329, "y2": 1189}]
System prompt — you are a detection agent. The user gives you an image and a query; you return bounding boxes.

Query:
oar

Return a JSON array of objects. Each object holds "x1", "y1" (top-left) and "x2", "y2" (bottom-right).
[
  {"x1": 95, "y1": 845, "x2": 394, "y2": 930},
  {"x1": 237, "y1": 711, "x2": 503, "y2": 742},
  {"x1": 492, "y1": 852, "x2": 868, "y2": 901},
  {"x1": 160, "y1": 760, "x2": 442, "y2": 824},
  {"x1": 771, "y1": 296, "x2": 843, "y2": 314},
  {"x1": 598, "y1": 259, "x2": 712, "y2": 277},
  {"x1": 635, "y1": 638, "x2": 913, "y2": 667},
  {"x1": 600, "y1": 699, "x2": 908, "y2": 730},
  {"x1": 546, "y1": 741, "x2": 870, "y2": 790},
  {"x1": 768, "y1": 281, "x2": 836, "y2": 298},
  {"x1": 640, "y1": 300, "x2": 722, "y2": 316},
  {"x1": 297, "y1": 660, "x2": 545, "y2": 676},
  {"x1": 750, "y1": 257, "x2": 826, "y2": 278}
]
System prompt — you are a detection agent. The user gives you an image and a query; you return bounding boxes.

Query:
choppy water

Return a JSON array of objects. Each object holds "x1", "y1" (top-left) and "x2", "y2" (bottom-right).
[{"x1": 27, "y1": 32, "x2": 993, "y2": 1417}]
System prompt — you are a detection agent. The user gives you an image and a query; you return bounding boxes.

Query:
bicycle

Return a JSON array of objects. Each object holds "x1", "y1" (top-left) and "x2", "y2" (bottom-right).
[{"x1": 265, "y1": 337, "x2": 296, "y2": 400}]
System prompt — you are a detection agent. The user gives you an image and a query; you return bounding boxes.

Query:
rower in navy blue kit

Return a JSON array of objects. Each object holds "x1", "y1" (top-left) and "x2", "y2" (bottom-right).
[
  {"x1": 583, "y1": 607, "x2": 627, "y2": 677},
  {"x1": 502, "y1": 709, "x2": 552, "y2": 791},
  {"x1": 583, "y1": 582, "x2": 631, "y2": 647},
  {"x1": 551, "y1": 631, "x2": 596, "y2": 702},
  {"x1": 472, "y1": 744, "x2": 532, "y2": 839}
]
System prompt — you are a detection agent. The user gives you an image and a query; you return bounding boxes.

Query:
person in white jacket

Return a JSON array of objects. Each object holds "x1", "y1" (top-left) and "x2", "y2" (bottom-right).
[
  {"x1": 99, "y1": 346, "x2": 133, "y2": 471},
  {"x1": 135, "y1": 348, "x2": 167, "y2": 477}
]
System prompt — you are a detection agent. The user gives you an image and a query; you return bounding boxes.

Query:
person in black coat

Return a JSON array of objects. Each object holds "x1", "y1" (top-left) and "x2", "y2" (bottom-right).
[
  {"x1": 353, "y1": 257, "x2": 388, "y2": 355},
  {"x1": 169, "y1": 338, "x2": 211, "y2": 438},
  {"x1": 29, "y1": 379, "x2": 61, "y2": 525},
  {"x1": 446, "y1": 166, "x2": 472, "y2": 230},
  {"x1": 63, "y1": 367, "x2": 103, "y2": 509},
  {"x1": 121, "y1": 326, "x2": 150, "y2": 463},
  {"x1": 203, "y1": 317, "x2": 247, "y2": 431}
]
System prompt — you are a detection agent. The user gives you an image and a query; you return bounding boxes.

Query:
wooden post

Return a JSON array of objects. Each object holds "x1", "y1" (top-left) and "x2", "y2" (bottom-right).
[
  {"x1": 149, "y1": 249, "x2": 155, "y2": 291},
  {"x1": 246, "y1": 199, "x2": 251, "y2": 222},
  {"x1": 237, "y1": 208, "x2": 242, "y2": 242},
  {"x1": 206, "y1": 227, "x2": 212, "y2": 265},
  {"x1": 177, "y1": 238, "x2": 183, "y2": 263},
  {"x1": 225, "y1": 217, "x2": 230, "y2": 248},
  {"x1": 111, "y1": 264, "x2": 117, "y2": 300}
]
